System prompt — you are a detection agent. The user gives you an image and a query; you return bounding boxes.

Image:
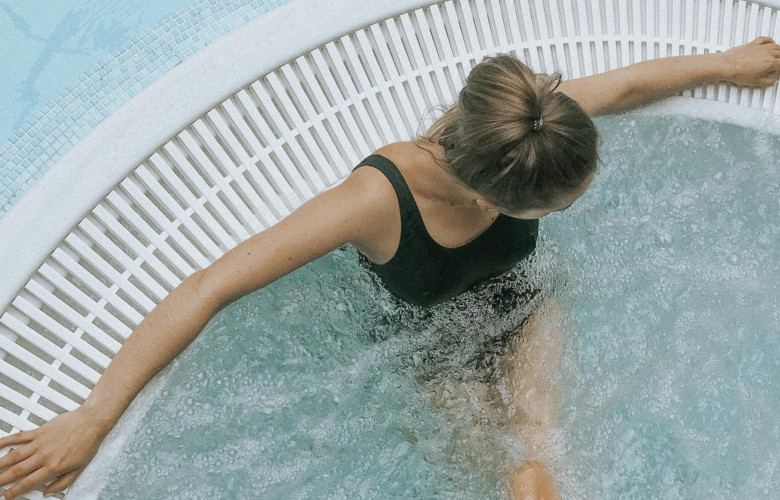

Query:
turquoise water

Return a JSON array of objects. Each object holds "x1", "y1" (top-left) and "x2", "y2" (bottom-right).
[
  {"x1": 549, "y1": 114, "x2": 780, "y2": 499},
  {"x1": 0, "y1": 0, "x2": 295, "y2": 215},
  {"x1": 0, "y1": 0, "x2": 195, "y2": 147},
  {"x1": 97, "y1": 245, "x2": 547, "y2": 499},
  {"x1": 97, "y1": 113, "x2": 779, "y2": 499}
]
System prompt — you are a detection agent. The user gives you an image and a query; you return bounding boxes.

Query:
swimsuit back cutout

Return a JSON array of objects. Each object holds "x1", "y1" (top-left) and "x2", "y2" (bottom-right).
[{"x1": 353, "y1": 154, "x2": 538, "y2": 307}]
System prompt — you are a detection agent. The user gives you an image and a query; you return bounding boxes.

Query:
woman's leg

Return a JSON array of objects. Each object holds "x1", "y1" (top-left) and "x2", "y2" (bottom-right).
[
  {"x1": 416, "y1": 298, "x2": 568, "y2": 498},
  {"x1": 498, "y1": 298, "x2": 566, "y2": 500},
  {"x1": 506, "y1": 460, "x2": 561, "y2": 500}
]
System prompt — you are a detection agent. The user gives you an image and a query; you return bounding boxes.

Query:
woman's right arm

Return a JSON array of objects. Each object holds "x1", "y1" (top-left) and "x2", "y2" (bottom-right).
[
  {"x1": 0, "y1": 166, "x2": 390, "y2": 499},
  {"x1": 557, "y1": 36, "x2": 780, "y2": 117}
]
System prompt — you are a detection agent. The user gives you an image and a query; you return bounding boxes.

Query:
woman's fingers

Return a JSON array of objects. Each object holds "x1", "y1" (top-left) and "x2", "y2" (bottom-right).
[
  {"x1": 0, "y1": 431, "x2": 35, "y2": 450},
  {"x1": 0, "y1": 446, "x2": 35, "y2": 473},
  {"x1": 723, "y1": 37, "x2": 780, "y2": 87},
  {"x1": 0, "y1": 410, "x2": 108, "y2": 498},
  {"x1": 43, "y1": 468, "x2": 83, "y2": 497},
  {"x1": 0, "y1": 455, "x2": 42, "y2": 491},
  {"x1": 2, "y1": 466, "x2": 52, "y2": 500},
  {"x1": 0, "y1": 434, "x2": 40, "y2": 498}
]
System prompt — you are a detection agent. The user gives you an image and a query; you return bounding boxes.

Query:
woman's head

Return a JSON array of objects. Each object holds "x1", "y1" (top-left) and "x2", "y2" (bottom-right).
[{"x1": 421, "y1": 54, "x2": 599, "y2": 217}]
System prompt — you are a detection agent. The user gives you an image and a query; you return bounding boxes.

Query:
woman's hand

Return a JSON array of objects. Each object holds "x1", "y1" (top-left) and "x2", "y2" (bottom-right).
[
  {"x1": 721, "y1": 36, "x2": 780, "y2": 87},
  {"x1": 559, "y1": 36, "x2": 780, "y2": 116},
  {"x1": 0, "y1": 408, "x2": 110, "y2": 499}
]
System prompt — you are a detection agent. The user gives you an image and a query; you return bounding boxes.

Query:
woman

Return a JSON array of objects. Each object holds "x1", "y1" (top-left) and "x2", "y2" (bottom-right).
[{"x1": 1, "y1": 37, "x2": 779, "y2": 499}]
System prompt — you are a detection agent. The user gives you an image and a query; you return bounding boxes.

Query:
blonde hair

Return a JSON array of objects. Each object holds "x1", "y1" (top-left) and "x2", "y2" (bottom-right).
[{"x1": 419, "y1": 54, "x2": 599, "y2": 212}]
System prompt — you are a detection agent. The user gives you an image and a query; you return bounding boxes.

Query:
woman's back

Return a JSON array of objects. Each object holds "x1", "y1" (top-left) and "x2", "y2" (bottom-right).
[
  {"x1": 352, "y1": 141, "x2": 539, "y2": 307},
  {"x1": 351, "y1": 140, "x2": 504, "y2": 263}
]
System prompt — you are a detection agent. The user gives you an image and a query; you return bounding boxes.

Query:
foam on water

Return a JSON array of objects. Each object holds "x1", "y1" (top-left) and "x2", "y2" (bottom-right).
[
  {"x1": 548, "y1": 112, "x2": 780, "y2": 499},
  {"x1": 93, "y1": 244, "x2": 553, "y2": 499},
  {"x1": 83, "y1": 108, "x2": 778, "y2": 499}
]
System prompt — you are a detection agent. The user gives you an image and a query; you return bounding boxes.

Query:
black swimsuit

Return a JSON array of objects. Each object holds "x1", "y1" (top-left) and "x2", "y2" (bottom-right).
[{"x1": 353, "y1": 154, "x2": 539, "y2": 308}]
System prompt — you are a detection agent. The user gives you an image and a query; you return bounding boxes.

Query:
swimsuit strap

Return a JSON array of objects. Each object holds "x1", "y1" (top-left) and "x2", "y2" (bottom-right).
[
  {"x1": 352, "y1": 153, "x2": 539, "y2": 307},
  {"x1": 353, "y1": 154, "x2": 427, "y2": 237}
]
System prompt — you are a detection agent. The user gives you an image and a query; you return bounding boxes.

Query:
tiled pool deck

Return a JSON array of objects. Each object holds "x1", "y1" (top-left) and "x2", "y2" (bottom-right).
[{"x1": 0, "y1": 0, "x2": 295, "y2": 218}]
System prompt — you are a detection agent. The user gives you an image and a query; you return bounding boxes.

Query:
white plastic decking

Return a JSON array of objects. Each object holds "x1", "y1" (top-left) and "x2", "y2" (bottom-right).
[{"x1": 1, "y1": 0, "x2": 780, "y2": 497}]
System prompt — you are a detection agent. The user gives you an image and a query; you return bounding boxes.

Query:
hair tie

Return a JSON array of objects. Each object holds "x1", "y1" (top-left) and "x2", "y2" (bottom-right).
[{"x1": 532, "y1": 117, "x2": 544, "y2": 132}]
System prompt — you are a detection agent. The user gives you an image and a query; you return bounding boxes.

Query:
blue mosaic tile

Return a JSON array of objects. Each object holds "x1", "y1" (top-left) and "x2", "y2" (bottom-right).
[{"x1": 0, "y1": 0, "x2": 296, "y2": 217}]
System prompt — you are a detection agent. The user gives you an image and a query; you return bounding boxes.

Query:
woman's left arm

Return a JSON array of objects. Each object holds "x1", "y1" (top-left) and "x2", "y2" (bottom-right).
[{"x1": 557, "y1": 37, "x2": 780, "y2": 117}]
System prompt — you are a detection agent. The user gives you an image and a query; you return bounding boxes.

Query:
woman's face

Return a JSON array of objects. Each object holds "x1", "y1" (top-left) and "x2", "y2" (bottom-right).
[{"x1": 502, "y1": 172, "x2": 595, "y2": 220}]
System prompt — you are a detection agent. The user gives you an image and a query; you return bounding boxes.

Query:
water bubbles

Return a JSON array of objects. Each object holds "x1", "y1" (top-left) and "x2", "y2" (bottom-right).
[
  {"x1": 655, "y1": 230, "x2": 672, "y2": 247},
  {"x1": 543, "y1": 112, "x2": 780, "y2": 499},
  {"x1": 94, "y1": 113, "x2": 780, "y2": 499}
]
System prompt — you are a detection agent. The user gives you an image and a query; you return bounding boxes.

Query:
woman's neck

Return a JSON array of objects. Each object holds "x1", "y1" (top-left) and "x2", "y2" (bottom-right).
[{"x1": 411, "y1": 139, "x2": 491, "y2": 212}]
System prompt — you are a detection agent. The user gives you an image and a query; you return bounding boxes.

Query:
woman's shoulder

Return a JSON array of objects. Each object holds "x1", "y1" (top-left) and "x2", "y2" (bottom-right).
[
  {"x1": 344, "y1": 162, "x2": 395, "y2": 207},
  {"x1": 351, "y1": 140, "x2": 421, "y2": 192},
  {"x1": 339, "y1": 147, "x2": 405, "y2": 221},
  {"x1": 343, "y1": 140, "x2": 444, "y2": 262},
  {"x1": 346, "y1": 139, "x2": 443, "y2": 210},
  {"x1": 372, "y1": 140, "x2": 419, "y2": 158},
  {"x1": 372, "y1": 139, "x2": 444, "y2": 169}
]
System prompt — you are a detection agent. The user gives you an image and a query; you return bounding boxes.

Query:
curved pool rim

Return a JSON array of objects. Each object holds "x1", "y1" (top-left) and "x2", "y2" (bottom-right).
[
  {"x1": 0, "y1": 0, "x2": 299, "y2": 217},
  {"x1": 4, "y1": 0, "x2": 780, "y2": 315},
  {"x1": 0, "y1": 0, "x2": 435, "y2": 314}
]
